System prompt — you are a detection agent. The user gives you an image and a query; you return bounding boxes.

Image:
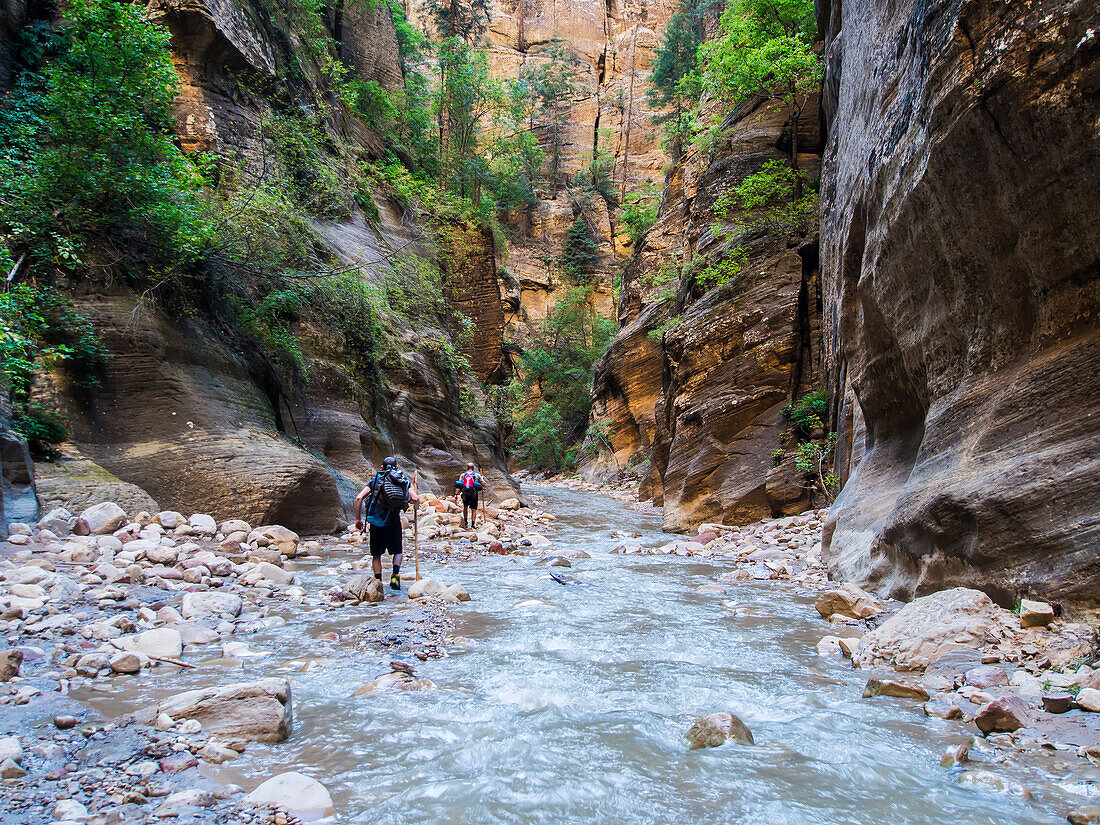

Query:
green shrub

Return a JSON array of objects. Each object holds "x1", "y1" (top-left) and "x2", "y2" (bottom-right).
[
  {"x1": 513, "y1": 402, "x2": 571, "y2": 471},
  {"x1": 12, "y1": 403, "x2": 68, "y2": 457},
  {"x1": 560, "y1": 216, "x2": 600, "y2": 285},
  {"x1": 621, "y1": 189, "x2": 659, "y2": 248},
  {"x1": 782, "y1": 388, "x2": 827, "y2": 439},
  {"x1": 0, "y1": 0, "x2": 210, "y2": 275}
]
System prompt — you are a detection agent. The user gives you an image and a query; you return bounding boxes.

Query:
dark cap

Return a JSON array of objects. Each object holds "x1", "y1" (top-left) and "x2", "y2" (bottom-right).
[{"x1": 382, "y1": 456, "x2": 398, "y2": 469}]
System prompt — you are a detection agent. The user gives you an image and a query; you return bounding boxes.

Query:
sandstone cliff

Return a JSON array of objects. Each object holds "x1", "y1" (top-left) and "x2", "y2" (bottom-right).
[
  {"x1": 588, "y1": 89, "x2": 825, "y2": 532},
  {"x1": 3, "y1": 0, "x2": 519, "y2": 532},
  {"x1": 817, "y1": 0, "x2": 1100, "y2": 606}
]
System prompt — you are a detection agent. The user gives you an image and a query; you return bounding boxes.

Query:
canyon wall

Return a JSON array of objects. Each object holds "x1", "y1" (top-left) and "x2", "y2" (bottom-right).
[
  {"x1": 3, "y1": 0, "x2": 518, "y2": 532},
  {"x1": 588, "y1": 90, "x2": 825, "y2": 532},
  {"x1": 817, "y1": 0, "x2": 1100, "y2": 606}
]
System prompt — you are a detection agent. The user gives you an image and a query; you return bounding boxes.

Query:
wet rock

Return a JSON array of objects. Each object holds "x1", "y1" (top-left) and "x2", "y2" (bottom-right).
[
  {"x1": 1019, "y1": 599, "x2": 1055, "y2": 629},
  {"x1": 975, "y1": 695, "x2": 1030, "y2": 734},
  {"x1": 343, "y1": 575, "x2": 383, "y2": 603},
  {"x1": 924, "y1": 697, "x2": 963, "y2": 720},
  {"x1": 158, "y1": 751, "x2": 199, "y2": 773},
  {"x1": 181, "y1": 591, "x2": 242, "y2": 619},
  {"x1": 54, "y1": 715, "x2": 79, "y2": 730},
  {"x1": 1042, "y1": 694, "x2": 1075, "y2": 714},
  {"x1": 222, "y1": 642, "x2": 271, "y2": 659},
  {"x1": 74, "y1": 502, "x2": 128, "y2": 536},
  {"x1": 852, "y1": 588, "x2": 997, "y2": 671},
  {"x1": 862, "y1": 678, "x2": 930, "y2": 701},
  {"x1": 157, "y1": 678, "x2": 292, "y2": 743},
  {"x1": 814, "y1": 583, "x2": 883, "y2": 619},
  {"x1": 109, "y1": 651, "x2": 146, "y2": 674},
  {"x1": 498, "y1": 498, "x2": 521, "y2": 510},
  {"x1": 114, "y1": 628, "x2": 183, "y2": 659},
  {"x1": 408, "y1": 578, "x2": 446, "y2": 599},
  {"x1": 534, "y1": 555, "x2": 571, "y2": 567},
  {"x1": 685, "y1": 712, "x2": 754, "y2": 749},
  {"x1": 37, "y1": 507, "x2": 73, "y2": 535},
  {"x1": 352, "y1": 671, "x2": 436, "y2": 694},
  {"x1": 244, "y1": 771, "x2": 334, "y2": 821},
  {"x1": 1077, "y1": 688, "x2": 1100, "y2": 712},
  {"x1": 444, "y1": 583, "x2": 471, "y2": 602},
  {"x1": 0, "y1": 758, "x2": 26, "y2": 778},
  {"x1": 160, "y1": 788, "x2": 215, "y2": 811},
  {"x1": 816, "y1": 636, "x2": 843, "y2": 655},
  {"x1": 1069, "y1": 805, "x2": 1100, "y2": 825},
  {"x1": 696, "y1": 584, "x2": 727, "y2": 594},
  {"x1": 939, "y1": 743, "x2": 968, "y2": 767},
  {"x1": 0, "y1": 649, "x2": 23, "y2": 681},
  {"x1": 955, "y1": 770, "x2": 1030, "y2": 798},
  {"x1": 964, "y1": 665, "x2": 1008, "y2": 689}
]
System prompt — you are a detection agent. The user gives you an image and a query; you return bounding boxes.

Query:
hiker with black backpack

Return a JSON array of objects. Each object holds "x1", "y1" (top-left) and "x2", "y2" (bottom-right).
[
  {"x1": 454, "y1": 462, "x2": 485, "y2": 530},
  {"x1": 354, "y1": 456, "x2": 418, "y2": 591}
]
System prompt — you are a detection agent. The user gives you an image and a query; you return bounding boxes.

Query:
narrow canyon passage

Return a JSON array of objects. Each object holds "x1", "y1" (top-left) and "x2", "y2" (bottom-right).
[{"x1": 69, "y1": 487, "x2": 1078, "y2": 824}]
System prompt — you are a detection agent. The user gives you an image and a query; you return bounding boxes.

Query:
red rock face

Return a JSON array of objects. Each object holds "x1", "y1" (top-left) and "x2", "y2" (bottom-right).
[
  {"x1": 818, "y1": 0, "x2": 1100, "y2": 605},
  {"x1": 588, "y1": 94, "x2": 825, "y2": 531},
  {"x1": 441, "y1": 225, "x2": 506, "y2": 384}
]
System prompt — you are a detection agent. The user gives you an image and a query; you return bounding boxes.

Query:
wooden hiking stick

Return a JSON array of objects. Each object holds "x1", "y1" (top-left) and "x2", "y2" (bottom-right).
[{"x1": 412, "y1": 470, "x2": 420, "y2": 581}]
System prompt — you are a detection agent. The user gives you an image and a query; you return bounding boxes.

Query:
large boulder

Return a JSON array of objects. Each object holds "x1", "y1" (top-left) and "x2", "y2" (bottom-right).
[
  {"x1": 34, "y1": 459, "x2": 158, "y2": 520},
  {"x1": 852, "y1": 588, "x2": 997, "y2": 671},
  {"x1": 814, "y1": 583, "x2": 883, "y2": 619},
  {"x1": 157, "y1": 678, "x2": 292, "y2": 743},
  {"x1": 244, "y1": 771, "x2": 333, "y2": 820},
  {"x1": 74, "y1": 502, "x2": 128, "y2": 536},
  {"x1": 248, "y1": 525, "x2": 299, "y2": 557},
  {"x1": 817, "y1": 0, "x2": 1100, "y2": 603},
  {"x1": 343, "y1": 575, "x2": 383, "y2": 603},
  {"x1": 685, "y1": 712, "x2": 754, "y2": 749}
]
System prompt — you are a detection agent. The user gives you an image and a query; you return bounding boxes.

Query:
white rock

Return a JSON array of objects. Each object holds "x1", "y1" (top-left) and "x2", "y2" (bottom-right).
[
  {"x1": 247, "y1": 525, "x2": 299, "y2": 556},
  {"x1": 7, "y1": 523, "x2": 31, "y2": 536},
  {"x1": 153, "y1": 511, "x2": 185, "y2": 529},
  {"x1": 1077, "y1": 688, "x2": 1100, "y2": 713},
  {"x1": 444, "y1": 583, "x2": 471, "y2": 602},
  {"x1": 52, "y1": 799, "x2": 89, "y2": 820},
  {"x1": 9, "y1": 583, "x2": 45, "y2": 599},
  {"x1": 222, "y1": 642, "x2": 271, "y2": 659},
  {"x1": 155, "y1": 713, "x2": 175, "y2": 731},
  {"x1": 498, "y1": 498, "x2": 521, "y2": 510},
  {"x1": 7, "y1": 534, "x2": 29, "y2": 545},
  {"x1": 0, "y1": 736, "x2": 21, "y2": 764},
  {"x1": 218, "y1": 519, "x2": 252, "y2": 535},
  {"x1": 114, "y1": 628, "x2": 183, "y2": 659},
  {"x1": 178, "y1": 719, "x2": 202, "y2": 735},
  {"x1": 255, "y1": 561, "x2": 292, "y2": 586},
  {"x1": 188, "y1": 514, "x2": 217, "y2": 534},
  {"x1": 76, "y1": 503, "x2": 128, "y2": 536},
  {"x1": 181, "y1": 591, "x2": 242, "y2": 620},
  {"x1": 407, "y1": 578, "x2": 447, "y2": 599},
  {"x1": 36, "y1": 508, "x2": 72, "y2": 535},
  {"x1": 852, "y1": 588, "x2": 997, "y2": 671},
  {"x1": 244, "y1": 772, "x2": 334, "y2": 820},
  {"x1": 109, "y1": 651, "x2": 147, "y2": 674}
]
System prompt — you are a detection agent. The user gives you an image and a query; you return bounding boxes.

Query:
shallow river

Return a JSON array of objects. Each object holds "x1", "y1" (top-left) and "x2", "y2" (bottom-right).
[{"x1": 79, "y1": 485, "x2": 1079, "y2": 823}]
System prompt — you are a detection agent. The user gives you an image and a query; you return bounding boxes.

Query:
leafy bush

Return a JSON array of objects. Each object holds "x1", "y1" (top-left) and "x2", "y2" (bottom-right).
[
  {"x1": 735, "y1": 160, "x2": 818, "y2": 234},
  {"x1": 513, "y1": 402, "x2": 571, "y2": 471},
  {"x1": 782, "y1": 388, "x2": 827, "y2": 439},
  {"x1": 12, "y1": 403, "x2": 68, "y2": 457},
  {"x1": 795, "y1": 431, "x2": 839, "y2": 503},
  {"x1": 621, "y1": 190, "x2": 659, "y2": 248},
  {"x1": 0, "y1": 0, "x2": 210, "y2": 275}
]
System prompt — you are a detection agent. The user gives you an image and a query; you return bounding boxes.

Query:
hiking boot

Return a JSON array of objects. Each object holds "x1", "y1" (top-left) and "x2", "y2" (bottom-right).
[{"x1": 390, "y1": 574, "x2": 401, "y2": 591}]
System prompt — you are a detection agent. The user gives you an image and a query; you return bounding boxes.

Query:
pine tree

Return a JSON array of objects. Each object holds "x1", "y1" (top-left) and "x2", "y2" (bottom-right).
[
  {"x1": 421, "y1": 0, "x2": 492, "y2": 43},
  {"x1": 521, "y1": 39, "x2": 579, "y2": 199}
]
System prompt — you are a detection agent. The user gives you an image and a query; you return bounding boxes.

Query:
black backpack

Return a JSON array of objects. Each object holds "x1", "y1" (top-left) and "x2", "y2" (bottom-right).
[{"x1": 375, "y1": 469, "x2": 411, "y2": 511}]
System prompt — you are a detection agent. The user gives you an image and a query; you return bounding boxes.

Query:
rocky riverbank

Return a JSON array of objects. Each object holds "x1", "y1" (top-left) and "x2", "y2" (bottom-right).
[
  {"x1": 0, "y1": 494, "x2": 559, "y2": 823},
  {"x1": 603, "y1": 500, "x2": 1100, "y2": 822}
]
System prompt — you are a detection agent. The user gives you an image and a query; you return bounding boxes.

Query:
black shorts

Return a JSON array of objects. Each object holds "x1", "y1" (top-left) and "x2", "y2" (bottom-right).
[
  {"x1": 369, "y1": 512, "x2": 403, "y2": 556},
  {"x1": 461, "y1": 491, "x2": 479, "y2": 508}
]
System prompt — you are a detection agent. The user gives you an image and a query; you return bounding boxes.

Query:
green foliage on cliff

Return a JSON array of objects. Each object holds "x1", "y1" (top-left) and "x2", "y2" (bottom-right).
[
  {"x1": 0, "y1": 285, "x2": 109, "y2": 454},
  {"x1": 621, "y1": 186, "x2": 660, "y2": 247},
  {"x1": 0, "y1": 0, "x2": 209, "y2": 275},
  {"x1": 700, "y1": 0, "x2": 821, "y2": 178},
  {"x1": 560, "y1": 216, "x2": 601, "y2": 285},
  {"x1": 782, "y1": 387, "x2": 827, "y2": 438},
  {"x1": 510, "y1": 287, "x2": 616, "y2": 471}
]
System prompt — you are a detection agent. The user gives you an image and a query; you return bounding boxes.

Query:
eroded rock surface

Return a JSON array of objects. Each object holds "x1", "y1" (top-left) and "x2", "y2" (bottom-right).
[{"x1": 818, "y1": 0, "x2": 1100, "y2": 605}]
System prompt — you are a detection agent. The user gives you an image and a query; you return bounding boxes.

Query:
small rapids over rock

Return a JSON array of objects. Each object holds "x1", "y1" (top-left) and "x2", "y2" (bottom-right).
[{"x1": 63, "y1": 488, "x2": 1086, "y2": 823}]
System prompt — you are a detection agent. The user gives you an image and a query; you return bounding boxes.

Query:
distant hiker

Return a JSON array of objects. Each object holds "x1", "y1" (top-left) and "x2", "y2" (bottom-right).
[
  {"x1": 454, "y1": 462, "x2": 485, "y2": 530},
  {"x1": 354, "y1": 456, "x2": 418, "y2": 591}
]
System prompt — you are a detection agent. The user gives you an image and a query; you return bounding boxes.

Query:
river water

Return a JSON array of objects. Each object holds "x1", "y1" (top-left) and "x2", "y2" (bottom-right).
[{"x1": 79, "y1": 485, "x2": 1081, "y2": 823}]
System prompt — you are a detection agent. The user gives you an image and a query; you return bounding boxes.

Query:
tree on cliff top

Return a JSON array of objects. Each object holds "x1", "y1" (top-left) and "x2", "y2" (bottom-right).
[
  {"x1": 700, "y1": 0, "x2": 820, "y2": 192},
  {"x1": 647, "y1": 0, "x2": 721, "y2": 159},
  {"x1": 422, "y1": 0, "x2": 492, "y2": 43}
]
